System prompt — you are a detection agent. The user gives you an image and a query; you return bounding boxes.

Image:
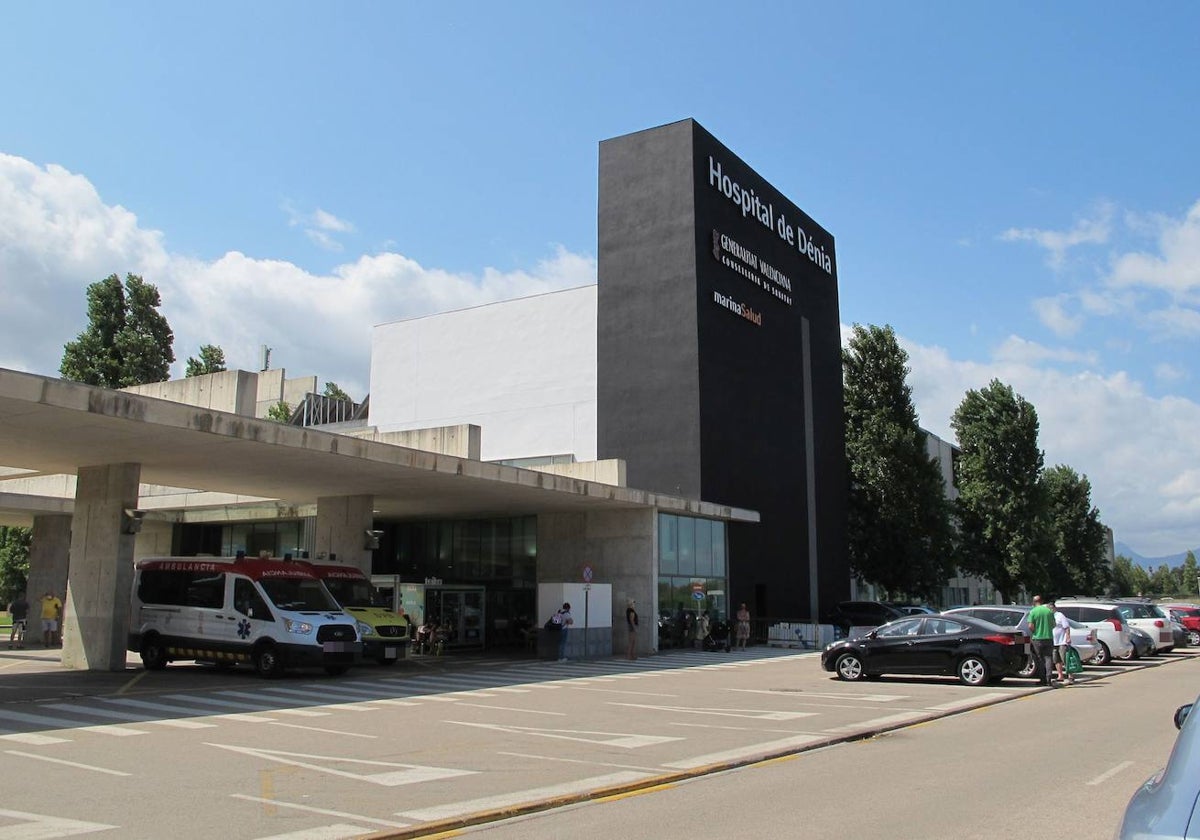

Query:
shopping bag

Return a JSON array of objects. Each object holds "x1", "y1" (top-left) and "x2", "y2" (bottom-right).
[{"x1": 1064, "y1": 646, "x2": 1083, "y2": 675}]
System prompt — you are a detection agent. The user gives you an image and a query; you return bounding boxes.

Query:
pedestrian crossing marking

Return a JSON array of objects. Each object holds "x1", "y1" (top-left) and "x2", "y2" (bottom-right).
[{"x1": 447, "y1": 720, "x2": 682, "y2": 749}]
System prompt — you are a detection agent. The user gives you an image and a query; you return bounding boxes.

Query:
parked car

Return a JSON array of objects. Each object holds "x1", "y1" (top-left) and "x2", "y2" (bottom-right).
[
  {"x1": 1113, "y1": 599, "x2": 1175, "y2": 652},
  {"x1": 821, "y1": 614, "x2": 1027, "y2": 686},
  {"x1": 825, "y1": 600, "x2": 905, "y2": 634},
  {"x1": 941, "y1": 605, "x2": 1097, "y2": 678},
  {"x1": 1053, "y1": 600, "x2": 1135, "y2": 665},
  {"x1": 886, "y1": 603, "x2": 938, "y2": 616},
  {"x1": 1158, "y1": 604, "x2": 1200, "y2": 647},
  {"x1": 1115, "y1": 694, "x2": 1200, "y2": 839},
  {"x1": 1121, "y1": 626, "x2": 1157, "y2": 660}
]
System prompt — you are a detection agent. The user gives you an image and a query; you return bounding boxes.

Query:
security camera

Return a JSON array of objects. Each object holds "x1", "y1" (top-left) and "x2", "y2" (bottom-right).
[{"x1": 122, "y1": 509, "x2": 147, "y2": 535}]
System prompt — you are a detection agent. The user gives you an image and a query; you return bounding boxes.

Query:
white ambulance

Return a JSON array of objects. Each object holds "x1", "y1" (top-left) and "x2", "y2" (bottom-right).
[{"x1": 127, "y1": 556, "x2": 361, "y2": 677}]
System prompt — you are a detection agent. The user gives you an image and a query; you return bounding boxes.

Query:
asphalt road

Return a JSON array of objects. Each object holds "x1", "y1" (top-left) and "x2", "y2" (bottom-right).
[{"x1": 1, "y1": 643, "x2": 1195, "y2": 839}]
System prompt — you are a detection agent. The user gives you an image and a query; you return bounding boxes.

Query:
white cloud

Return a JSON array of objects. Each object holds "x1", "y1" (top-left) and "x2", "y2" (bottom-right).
[
  {"x1": 284, "y1": 203, "x2": 356, "y2": 252},
  {"x1": 1031, "y1": 294, "x2": 1083, "y2": 337},
  {"x1": 1000, "y1": 201, "x2": 1114, "y2": 269},
  {"x1": 4, "y1": 152, "x2": 1200, "y2": 558},
  {"x1": 1108, "y1": 201, "x2": 1200, "y2": 299},
  {"x1": 0, "y1": 155, "x2": 593, "y2": 401},
  {"x1": 1154, "y1": 362, "x2": 1186, "y2": 383}
]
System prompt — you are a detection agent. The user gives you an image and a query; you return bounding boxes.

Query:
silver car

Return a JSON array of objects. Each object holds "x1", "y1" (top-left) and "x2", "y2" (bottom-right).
[{"x1": 1115, "y1": 696, "x2": 1200, "y2": 839}]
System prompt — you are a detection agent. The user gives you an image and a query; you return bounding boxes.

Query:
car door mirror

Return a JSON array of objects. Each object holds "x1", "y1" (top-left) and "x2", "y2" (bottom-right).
[{"x1": 1174, "y1": 703, "x2": 1193, "y2": 730}]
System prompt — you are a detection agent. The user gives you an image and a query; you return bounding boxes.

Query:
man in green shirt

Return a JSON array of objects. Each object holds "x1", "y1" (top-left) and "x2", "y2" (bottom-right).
[{"x1": 1027, "y1": 595, "x2": 1056, "y2": 687}]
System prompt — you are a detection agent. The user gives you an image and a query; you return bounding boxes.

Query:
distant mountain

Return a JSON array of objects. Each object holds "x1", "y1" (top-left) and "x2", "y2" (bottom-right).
[{"x1": 1114, "y1": 541, "x2": 1196, "y2": 570}]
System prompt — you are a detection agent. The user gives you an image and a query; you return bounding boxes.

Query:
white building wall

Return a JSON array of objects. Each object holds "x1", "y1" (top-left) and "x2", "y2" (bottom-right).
[{"x1": 369, "y1": 286, "x2": 599, "y2": 463}]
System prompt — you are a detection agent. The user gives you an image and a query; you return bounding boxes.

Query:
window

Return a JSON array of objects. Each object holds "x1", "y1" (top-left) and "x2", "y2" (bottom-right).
[
  {"x1": 185, "y1": 574, "x2": 224, "y2": 609},
  {"x1": 877, "y1": 618, "x2": 923, "y2": 637},
  {"x1": 925, "y1": 618, "x2": 966, "y2": 635},
  {"x1": 234, "y1": 578, "x2": 273, "y2": 621}
]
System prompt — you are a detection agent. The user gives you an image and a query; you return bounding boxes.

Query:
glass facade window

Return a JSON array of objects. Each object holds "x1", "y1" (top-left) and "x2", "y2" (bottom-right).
[{"x1": 656, "y1": 513, "x2": 729, "y2": 649}]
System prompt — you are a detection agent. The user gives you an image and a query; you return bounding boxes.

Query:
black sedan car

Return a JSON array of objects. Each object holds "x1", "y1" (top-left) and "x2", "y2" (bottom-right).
[{"x1": 820, "y1": 614, "x2": 1028, "y2": 686}]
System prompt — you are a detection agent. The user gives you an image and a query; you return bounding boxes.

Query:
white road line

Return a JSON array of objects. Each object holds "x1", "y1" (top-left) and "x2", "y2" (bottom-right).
[
  {"x1": 44, "y1": 702, "x2": 217, "y2": 729},
  {"x1": 453, "y1": 702, "x2": 566, "y2": 715},
  {"x1": 498, "y1": 751, "x2": 664, "y2": 773},
  {"x1": 0, "y1": 808, "x2": 115, "y2": 838},
  {"x1": 726, "y1": 689, "x2": 906, "y2": 702},
  {"x1": 395, "y1": 771, "x2": 653, "y2": 821},
  {"x1": 0, "y1": 708, "x2": 147, "y2": 736},
  {"x1": 1087, "y1": 760, "x2": 1136, "y2": 786},
  {"x1": 610, "y1": 702, "x2": 817, "y2": 721},
  {"x1": 448, "y1": 721, "x2": 681, "y2": 749},
  {"x1": 98, "y1": 696, "x2": 274, "y2": 723},
  {"x1": 267, "y1": 722, "x2": 377, "y2": 738},
  {"x1": 245, "y1": 687, "x2": 380, "y2": 709},
  {"x1": 571, "y1": 687, "x2": 680, "y2": 697},
  {"x1": 231, "y1": 794, "x2": 409, "y2": 829},
  {"x1": 667, "y1": 722, "x2": 803, "y2": 734},
  {"x1": 5, "y1": 749, "x2": 131, "y2": 776},
  {"x1": 927, "y1": 693, "x2": 1010, "y2": 711},
  {"x1": 822, "y1": 711, "x2": 926, "y2": 733},
  {"x1": 251, "y1": 824, "x2": 372, "y2": 840},
  {"x1": 214, "y1": 691, "x2": 331, "y2": 716},
  {"x1": 1, "y1": 732, "x2": 69, "y2": 745},
  {"x1": 663, "y1": 733, "x2": 828, "y2": 769}
]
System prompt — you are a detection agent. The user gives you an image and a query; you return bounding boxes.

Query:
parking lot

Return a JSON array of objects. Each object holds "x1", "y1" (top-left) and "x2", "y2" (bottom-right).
[{"x1": 3, "y1": 641, "x2": 1195, "y2": 839}]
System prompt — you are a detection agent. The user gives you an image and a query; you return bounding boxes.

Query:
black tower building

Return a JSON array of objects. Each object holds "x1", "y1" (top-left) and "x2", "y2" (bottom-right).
[{"x1": 597, "y1": 119, "x2": 848, "y2": 621}]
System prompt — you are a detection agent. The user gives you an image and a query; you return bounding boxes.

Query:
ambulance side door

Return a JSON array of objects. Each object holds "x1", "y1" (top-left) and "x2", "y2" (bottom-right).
[{"x1": 232, "y1": 577, "x2": 275, "y2": 644}]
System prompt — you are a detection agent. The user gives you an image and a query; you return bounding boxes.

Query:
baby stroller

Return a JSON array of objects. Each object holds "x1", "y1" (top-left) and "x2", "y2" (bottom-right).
[{"x1": 703, "y1": 617, "x2": 732, "y2": 652}]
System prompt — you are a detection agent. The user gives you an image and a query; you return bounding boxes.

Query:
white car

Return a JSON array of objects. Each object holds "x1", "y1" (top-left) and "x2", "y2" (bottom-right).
[{"x1": 1053, "y1": 600, "x2": 1135, "y2": 665}]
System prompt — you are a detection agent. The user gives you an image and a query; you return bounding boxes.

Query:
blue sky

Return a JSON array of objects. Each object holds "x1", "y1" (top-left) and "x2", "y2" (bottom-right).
[{"x1": 3, "y1": 3, "x2": 1200, "y2": 558}]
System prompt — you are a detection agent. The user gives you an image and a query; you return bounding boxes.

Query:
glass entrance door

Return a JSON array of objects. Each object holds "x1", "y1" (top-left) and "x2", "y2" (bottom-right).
[{"x1": 428, "y1": 587, "x2": 485, "y2": 649}]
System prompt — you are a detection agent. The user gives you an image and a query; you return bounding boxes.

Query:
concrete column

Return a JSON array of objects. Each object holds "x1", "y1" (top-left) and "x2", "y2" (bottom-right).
[
  {"x1": 25, "y1": 515, "x2": 72, "y2": 640},
  {"x1": 315, "y1": 495, "x2": 375, "y2": 573},
  {"x1": 538, "y1": 508, "x2": 656, "y2": 656},
  {"x1": 61, "y1": 463, "x2": 141, "y2": 671}
]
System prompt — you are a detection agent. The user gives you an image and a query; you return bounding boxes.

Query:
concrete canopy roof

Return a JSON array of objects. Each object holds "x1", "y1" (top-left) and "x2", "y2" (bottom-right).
[{"x1": 0, "y1": 369, "x2": 758, "y2": 524}]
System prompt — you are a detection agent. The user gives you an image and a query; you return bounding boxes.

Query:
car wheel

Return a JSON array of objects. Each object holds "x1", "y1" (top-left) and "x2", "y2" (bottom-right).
[
  {"x1": 1092, "y1": 641, "x2": 1111, "y2": 666},
  {"x1": 1189, "y1": 631, "x2": 1200, "y2": 647},
  {"x1": 835, "y1": 652, "x2": 866, "y2": 681},
  {"x1": 958, "y1": 656, "x2": 990, "y2": 686},
  {"x1": 139, "y1": 634, "x2": 168, "y2": 671},
  {"x1": 1017, "y1": 654, "x2": 1039, "y2": 679},
  {"x1": 253, "y1": 642, "x2": 284, "y2": 678},
  {"x1": 376, "y1": 656, "x2": 398, "y2": 667},
  {"x1": 324, "y1": 665, "x2": 349, "y2": 676},
  {"x1": 1118, "y1": 643, "x2": 1136, "y2": 661}
]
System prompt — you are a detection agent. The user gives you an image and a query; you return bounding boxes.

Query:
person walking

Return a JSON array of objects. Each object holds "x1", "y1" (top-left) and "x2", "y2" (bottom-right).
[
  {"x1": 1052, "y1": 601, "x2": 1075, "y2": 685},
  {"x1": 694, "y1": 610, "x2": 710, "y2": 650},
  {"x1": 40, "y1": 590, "x2": 62, "y2": 648},
  {"x1": 735, "y1": 602, "x2": 751, "y2": 651},
  {"x1": 625, "y1": 599, "x2": 639, "y2": 660},
  {"x1": 1027, "y1": 595, "x2": 1056, "y2": 687},
  {"x1": 7, "y1": 591, "x2": 29, "y2": 649},
  {"x1": 556, "y1": 602, "x2": 574, "y2": 662}
]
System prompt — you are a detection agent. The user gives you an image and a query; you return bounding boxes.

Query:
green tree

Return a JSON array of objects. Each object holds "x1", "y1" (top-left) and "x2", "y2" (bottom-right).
[
  {"x1": 1041, "y1": 464, "x2": 1110, "y2": 596},
  {"x1": 266, "y1": 401, "x2": 292, "y2": 423},
  {"x1": 323, "y1": 382, "x2": 350, "y2": 402},
  {"x1": 0, "y1": 526, "x2": 31, "y2": 604},
  {"x1": 1181, "y1": 551, "x2": 1198, "y2": 598},
  {"x1": 60, "y1": 273, "x2": 175, "y2": 387},
  {"x1": 185, "y1": 344, "x2": 227, "y2": 377},
  {"x1": 951, "y1": 379, "x2": 1049, "y2": 602},
  {"x1": 1151, "y1": 563, "x2": 1176, "y2": 597},
  {"x1": 842, "y1": 324, "x2": 955, "y2": 598},
  {"x1": 1111, "y1": 555, "x2": 1139, "y2": 596}
]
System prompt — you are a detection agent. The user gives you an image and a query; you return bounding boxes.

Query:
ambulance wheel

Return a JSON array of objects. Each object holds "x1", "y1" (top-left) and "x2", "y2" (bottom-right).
[
  {"x1": 324, "y1": 665, "x2": 350, "y2": 676},
  {"x1": 253, "y1": 642, "x2": 284, "y2": 678},
  {"x1": 140, "y1": 635, "x2": 168, "y2": 671},
  {"x1": 375, "y1": 656, "x2": 397, "y2": 667}
]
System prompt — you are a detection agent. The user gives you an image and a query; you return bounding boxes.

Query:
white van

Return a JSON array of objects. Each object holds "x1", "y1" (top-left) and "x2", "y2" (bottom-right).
[{"x1": 128, "y1": 556, "x2": 361, "y2": 677}]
